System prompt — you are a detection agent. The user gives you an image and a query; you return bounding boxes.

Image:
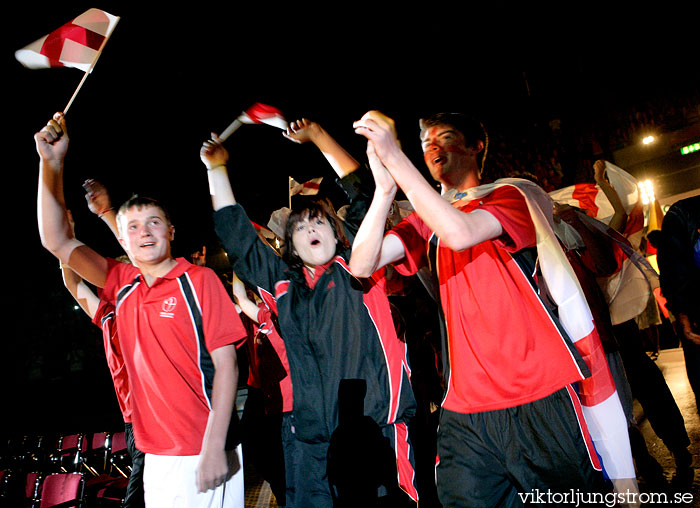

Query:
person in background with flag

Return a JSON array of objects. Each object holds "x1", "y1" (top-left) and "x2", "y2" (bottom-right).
[
  {"x1": 200, "y1": 124, "x2": 419, "y2": 507},
  {"x1": 551, "y1": 201, "x2": 673, "y2": 492},
  {"x1": 350, "y1": 110, "x2": 639, "y2": 507},
  {"x1": 35, "y1": 112, "x2": 247, "y2": 508},
  {"x1": 584, "y1": 160, "x2": 694, "y2": 490}
]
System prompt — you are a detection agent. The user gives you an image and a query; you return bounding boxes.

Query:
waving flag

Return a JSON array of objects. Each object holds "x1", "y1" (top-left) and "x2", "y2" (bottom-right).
[
  {"x1": 220, "y1": 103, "x2": 288, "y2": 140},
  {"x1": 239, "y1": 103, "x2": 288, "y2": 129},
  {"x1": 289, "y1": 176, "x2": 322, "y2": 197},
  {"x1": 550, "y1": 162, "x2": 655, "y2": 325},
  {"x1": 15, "y1": 8, "x2": 119, "y2": 73},
  {"x1": 549, "y1": 161, "x2": 642, "y2": 231}
]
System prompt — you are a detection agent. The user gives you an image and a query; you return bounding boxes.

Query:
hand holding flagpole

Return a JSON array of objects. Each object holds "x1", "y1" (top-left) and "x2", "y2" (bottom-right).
[{"x1": 220, "y1": 119, "x2": 243, "y2": 141}]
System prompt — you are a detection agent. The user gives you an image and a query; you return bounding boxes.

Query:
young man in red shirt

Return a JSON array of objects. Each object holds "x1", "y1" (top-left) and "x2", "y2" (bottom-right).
[
  {"x1": 351, "y1": 111, "x2": 638, "y2": 506},
  {"x1": 36, "y1": 113, "x2": 247, "y2": 507}
]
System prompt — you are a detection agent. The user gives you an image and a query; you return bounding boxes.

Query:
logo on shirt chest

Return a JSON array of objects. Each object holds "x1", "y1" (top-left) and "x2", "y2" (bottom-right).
[{"x1": 160, "y1": 296, "x2": 177, "y2": 318}]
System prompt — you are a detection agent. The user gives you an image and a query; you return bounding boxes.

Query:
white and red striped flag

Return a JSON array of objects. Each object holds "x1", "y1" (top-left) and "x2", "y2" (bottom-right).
[
  {"x1": 220, "y1": 103, "x2": 288, "y2": 140},
  {"x1": 289, "y1": 176, "x2": 322, "y2": 197},
  {"x1": 15, "y1": 8, "x2": 119, "y2": 73},
  {"x1": 239, "y1": 103, "x2": 288, "y2": 129},
  {"x1": 15, "y1": 8, "x2": 119, "y2": 113}
]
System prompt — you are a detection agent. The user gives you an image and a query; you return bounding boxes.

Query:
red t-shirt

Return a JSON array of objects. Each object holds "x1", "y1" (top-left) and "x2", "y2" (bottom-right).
[
  {"x1": 101, "y1": 258, "x2": 247, "y2": 455},
  {"x1": 92, "y1": 298, "x2": 132, "y2": 422},
  {"x1": 388, "y1": 186, "x2": 586, "y2": 413}
]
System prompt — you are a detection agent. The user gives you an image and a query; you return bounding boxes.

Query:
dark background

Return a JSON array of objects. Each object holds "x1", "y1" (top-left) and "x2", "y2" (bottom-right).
[{"x1": 3, "y1": 6, "x2": 698, "y2": 436}]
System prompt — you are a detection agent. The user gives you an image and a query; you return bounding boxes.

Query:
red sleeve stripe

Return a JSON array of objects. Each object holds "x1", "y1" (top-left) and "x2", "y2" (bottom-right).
[{"x1": 394, "y1": 422, "x2": 419, "y2": 501}]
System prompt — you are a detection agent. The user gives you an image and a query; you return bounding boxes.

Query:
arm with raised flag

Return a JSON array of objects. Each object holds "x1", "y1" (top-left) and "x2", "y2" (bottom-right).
[
  {"x1": 36, "y1": 112, "x2": 109, "y2": 287},
  {"x1": 200, "y1": 133, "x2": 287, "y2": 299}
]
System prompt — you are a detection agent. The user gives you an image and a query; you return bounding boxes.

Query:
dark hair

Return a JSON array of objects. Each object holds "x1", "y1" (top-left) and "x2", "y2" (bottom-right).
[
  {"x1": 420, "y1": 112, "x2": 489, "y2": 177},
  {"x1": 282, "y1": 197, "x2": 348, "y2": 273}
]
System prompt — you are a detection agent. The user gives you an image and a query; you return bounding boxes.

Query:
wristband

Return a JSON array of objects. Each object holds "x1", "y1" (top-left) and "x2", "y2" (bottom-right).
[{"x1": 207, "y1": 165, "x2": 229, "y2": 196}]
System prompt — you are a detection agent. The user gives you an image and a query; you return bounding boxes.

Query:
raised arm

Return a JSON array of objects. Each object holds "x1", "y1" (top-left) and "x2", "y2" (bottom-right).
[
  {"x1": 353, "y1": 111, "x2": 502, "y2": 252},
  {"x1": 200, "y1": 135, "x2": 287, "y2": 297},
  {"x1": 36, "y1": 113, "x2": 108, "y2": 287},
  {"x1": 84, "y1": 178, "x2": 120, "y2": 240},
  {"x1": 283, "y1": 118, "x2": 360, "y2": 178},
  {"x1": 349, "y1": 142, "x2": 406, "y2": 277},
  {"x1": 200, "y1": 134, "x2": 236, "y2": 211},
  {"x1": 594, "y1": 160, "x2": 627, "y2": 233}
]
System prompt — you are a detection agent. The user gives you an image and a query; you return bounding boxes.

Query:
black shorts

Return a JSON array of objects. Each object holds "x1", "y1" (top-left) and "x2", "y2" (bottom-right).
[{"x1": 436, "y1": 386, "x2": 611, "y2": 507}]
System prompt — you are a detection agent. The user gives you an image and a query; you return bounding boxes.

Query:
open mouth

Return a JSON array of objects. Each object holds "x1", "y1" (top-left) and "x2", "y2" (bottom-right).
[
  {"x1": 433, "y1": 155, "x2": 446, "y2": 165},
  {"x1": 140, "y1": 242, "x2": 156, "y2": 248},
  {"x1": 310, "y1": 239, "x2": 321, "y2": 246}
]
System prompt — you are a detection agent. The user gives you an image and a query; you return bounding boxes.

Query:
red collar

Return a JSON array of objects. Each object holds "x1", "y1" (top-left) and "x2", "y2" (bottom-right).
[{"x1": 303, "y1": 257, "x2": 336, "y2": 289}]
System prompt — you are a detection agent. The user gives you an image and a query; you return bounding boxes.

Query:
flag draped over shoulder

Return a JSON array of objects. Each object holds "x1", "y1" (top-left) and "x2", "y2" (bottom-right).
[
  {"x1": 454, "y1": 178, "x2": 635, "y2": 480},
  {"x1": 15, "y1": 9, "x2": 119, "y2": 72}
]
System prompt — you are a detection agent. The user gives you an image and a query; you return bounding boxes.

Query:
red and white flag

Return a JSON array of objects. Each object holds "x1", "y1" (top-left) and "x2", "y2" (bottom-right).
[
  {"x1": 239, "y1": 103, "x2": 288, "y2": 130},
  {"x1": 548, "y1": 161, "x2": 644, "y2": 241},
  {"x1": 219, "y1": 102, "x2": 288, "y2": 140},
  {"x1": 289, "y1": 176, "x2": 322, "y2": 197},
  {"x1": 15, "y1": 8, "x2": 119, "y2": 73},
  {"x1": 549, "y1": 162, "x2": 656, "y2": 326}
]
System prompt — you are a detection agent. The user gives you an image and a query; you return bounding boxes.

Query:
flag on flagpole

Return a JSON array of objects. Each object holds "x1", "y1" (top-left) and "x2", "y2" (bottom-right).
[
  {"x1": 289, "y1": 177, "x2": 322, "y2": 197},
  {"x1": 239, "y1": 103, "x2": 288, "y2": 130},
  {"x1": 220, "y1": 103, "x2": 288, "y2": 140},
  {"x1": 15, "y1": 8, "x2": 119, "y2": 73}
]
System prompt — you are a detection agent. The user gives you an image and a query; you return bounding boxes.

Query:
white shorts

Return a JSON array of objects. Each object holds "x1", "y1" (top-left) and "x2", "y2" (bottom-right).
[{"x1": 143, "y1": 445, "x2": 244, "y2": 508}]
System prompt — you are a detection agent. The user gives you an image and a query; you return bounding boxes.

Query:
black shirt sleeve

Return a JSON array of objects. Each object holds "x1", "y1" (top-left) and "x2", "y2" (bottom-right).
[{"x1": 213, "y1": 204, "x2": 288, "y2": 295}]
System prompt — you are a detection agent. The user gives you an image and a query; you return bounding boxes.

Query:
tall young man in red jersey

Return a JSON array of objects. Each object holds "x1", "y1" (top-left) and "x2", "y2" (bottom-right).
[
  {"x1": 351, "y1": 111, "x2": 639, "y2": 507},
  {"x1": 36, "y1": 113, "x2": 247, "y2": 507}
]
